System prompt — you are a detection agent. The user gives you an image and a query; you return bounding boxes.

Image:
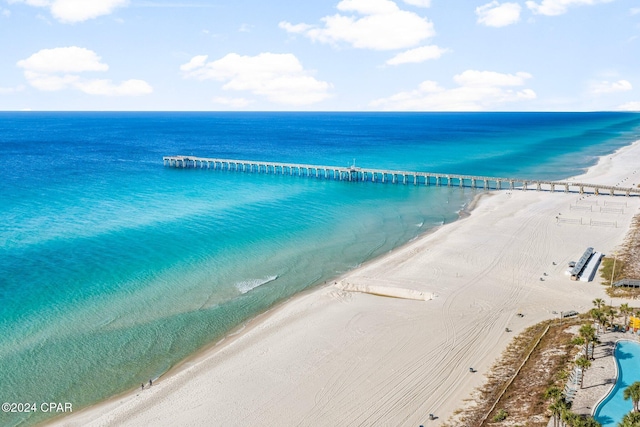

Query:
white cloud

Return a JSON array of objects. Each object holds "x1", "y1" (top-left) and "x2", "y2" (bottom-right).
[
  {"x1": 2, "y1": 8, "x2": 11, "y2": 16},
  {"x1": 17, "y1": 46, "x2": 152, "y2": 96},
  {"x1": 589, "y1": 79, "x2": 632, "y2": 94},
  {"x1": 337, "y1": 0, "x2": 398, "y2": 14},
  {"x1": 0, "y1": 85, "x2": 25, "y2": 94},
  {"x1": 476, "y1": 1, "x2": 522, "y2": 27},
  {"x1": 526, "y1": 0, "x2": 614, "y2": 16},
  {"x1": 370, "y1": 70, "x2": 536, "y2": 111},
  {"x1": 7, "y1": 0, "x2": 48, "y2": 5},
  {"x1": 617, "y1": 101, "x2": 640, "y2": 111},
  {"x1": 180, "y1": 55, "x2": 208, "y2": 72},
  {"x1": 402, "y1": 0, "x2": 431, "y2": 7},
  {"x1": 631, "y1": 7, "x2": 640, "y2": 15},
  {"x1": 180, "y1": 52, "x2": 332, "y2": 105},
  {"x1": 17, "y1": 46, "x2": 108, "y2": 73},
  {"x1": 386, "y1": 45, "x2": 448, "y2": 65},
  {"x1": 279, "y1": 0, "x2": 435, "y2": 50},
  {"x1": 74, "y1": 79, "x2": 153, "y2": 96},
  {"x1": 22, "y1": 71, "x2": 79, "y2": 91},
  {"x1": 35, "y1": 13, "x2": 52, "y2": 24},
  {"x1": 8, "y1": 0, "x2": 128, "y2": 23},
  {"x1": 454, "y1": 70, "x2": 532, "y2": 86},
  {"x1": 278, "y1": 22, "x2": 313, "y2": 34},
  {"x1": 212, "y1": 97, "x2": 253, "y2": 108}
]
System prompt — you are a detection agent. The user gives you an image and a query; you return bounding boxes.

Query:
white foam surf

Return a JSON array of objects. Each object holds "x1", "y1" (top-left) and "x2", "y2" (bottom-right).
[{"x1": 235, "y1": 275, "x2": 278, "y2": 294}]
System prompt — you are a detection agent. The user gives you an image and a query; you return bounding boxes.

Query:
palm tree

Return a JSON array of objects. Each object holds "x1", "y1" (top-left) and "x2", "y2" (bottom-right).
[
  {"x1": 621, "y1": 303, "x2": 632, "y2": 330},
  {"x1": 624, "y1": 382, "x2": 640, "y2": 412},
  {"x1": 562, "y1": 410, "x2": 579, "y2": 427},
  {"x1": 579, "y1": 324, "x2": 597, "y2": 359},
  {"x1": 618, "y1": 411, "x2": 640, "y2": 426},
  {"x1": 576, "y1": 356, "x2": 591, "y2": 388},
  {"x1": 545, "y1": 386, "x2": 564, "y2": 427},
  {"x1": 545, "y1": 385, "x2": 562, "y2": 400},
  {"x1": 581, "y1": 417, "x2": 602, "y2": 427},
  {"x1": 593, "y1": 298, "x2": 605, "y2": 309},
  {"x1": 595, "y1": 310, "x2": 606, "y2": 334},
  {"x1": 558, "y1": 411, "x2": 602, "y2": 427},
  {"x1": 590, "y1": 308, "x2": 604, "y2": 333},
  {"x1": 549, "y1": 399, "x2": 568, "y2": 427},
  {"x1": 590, "y1": 335, "x2": 600, "y2": 360},
  {"x1": 573, "y1": 336, "x2": 586, "y2": 358},
  {"x1": 605, "y1": 307, "x2": 618, "y2": 332}
]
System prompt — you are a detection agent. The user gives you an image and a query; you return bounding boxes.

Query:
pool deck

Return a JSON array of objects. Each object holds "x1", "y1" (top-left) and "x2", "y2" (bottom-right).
[{"x1": 546, "y1": 331, "x2": 639, "y2": 426}]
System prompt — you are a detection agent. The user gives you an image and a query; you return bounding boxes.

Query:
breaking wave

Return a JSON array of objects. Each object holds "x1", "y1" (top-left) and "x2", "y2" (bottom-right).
[{"x1": 235, "y1": 275, "x2": 279, "y2": 294}]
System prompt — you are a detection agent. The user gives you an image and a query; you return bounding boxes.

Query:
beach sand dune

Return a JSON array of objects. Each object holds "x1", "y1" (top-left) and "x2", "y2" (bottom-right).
[{"x1": 54, "y1": 142, "x2": 640, "y2": 427}]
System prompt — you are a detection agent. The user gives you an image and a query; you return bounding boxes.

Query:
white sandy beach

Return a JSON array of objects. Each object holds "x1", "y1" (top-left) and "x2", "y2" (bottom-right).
[{"x1": 53, "y1": 141, "x2": 640, "y2": 427}]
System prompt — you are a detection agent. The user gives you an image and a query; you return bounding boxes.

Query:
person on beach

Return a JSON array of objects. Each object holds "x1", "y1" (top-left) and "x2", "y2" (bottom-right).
[
  {"x1": 149, "y1": 379, "x2": 153, "y2": 387},
  {"x1": 141, "y1": 383, "x2": 144, "y2": 391}
]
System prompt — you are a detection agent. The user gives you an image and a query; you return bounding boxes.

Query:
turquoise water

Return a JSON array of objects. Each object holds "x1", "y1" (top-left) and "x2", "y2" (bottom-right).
[
  {"x1": 1, "y1": 112, "x2": 639, "y2": 426},
  {"x1": 594, "y1": 340, "x2": 640, "y2": 426}
]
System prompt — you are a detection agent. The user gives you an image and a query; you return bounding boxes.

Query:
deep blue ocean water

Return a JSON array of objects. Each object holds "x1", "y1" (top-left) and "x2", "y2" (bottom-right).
[{"x1": 1, "y1": 112, "x2": 639, "y2": 426}]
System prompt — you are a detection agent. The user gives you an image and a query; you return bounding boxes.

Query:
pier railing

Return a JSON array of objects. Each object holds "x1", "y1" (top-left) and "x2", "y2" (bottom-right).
[{"x1": 163, "y1": 156, "x2": 640, "y2": 197}]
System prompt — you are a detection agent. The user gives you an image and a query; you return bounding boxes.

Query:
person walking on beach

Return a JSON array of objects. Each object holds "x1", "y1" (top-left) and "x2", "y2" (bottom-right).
[
  {"x1": 149, "y1": 379, "x2": 153, "y2": 387},
  {"x1": 141, "y1": 383, "x2": 144, "y2": 391}
]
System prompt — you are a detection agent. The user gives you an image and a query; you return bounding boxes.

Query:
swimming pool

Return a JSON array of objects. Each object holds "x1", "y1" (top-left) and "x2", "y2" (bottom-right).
[{"x1": 594, "y1": 340, "x2": 640, "y2": 426}]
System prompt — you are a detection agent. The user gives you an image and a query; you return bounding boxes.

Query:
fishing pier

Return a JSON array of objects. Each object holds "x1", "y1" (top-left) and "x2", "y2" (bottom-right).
[{"x1": 163, "y1": 156, "x2": 640, "y2": 197}]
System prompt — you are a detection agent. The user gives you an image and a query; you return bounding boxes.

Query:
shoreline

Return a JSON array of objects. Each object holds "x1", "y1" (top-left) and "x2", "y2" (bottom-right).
[
  {"x1": 51, "y1": 139, "x2": 640, "y2": 427},
  {"x1": 44, "y1": 195, "x2": 477, "y2": 426},
  {"x1": 44, "y1": 187, "x2": 489, "y2": 426}
]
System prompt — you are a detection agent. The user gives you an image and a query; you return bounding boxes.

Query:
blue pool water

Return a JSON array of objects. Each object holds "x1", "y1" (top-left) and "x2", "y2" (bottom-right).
[
  {"x1": 594, "y1": 340, "x2": 640, "y2": 426},
  {"x1": 1, "y1": 112, "x2": 640, "y2": 426}
]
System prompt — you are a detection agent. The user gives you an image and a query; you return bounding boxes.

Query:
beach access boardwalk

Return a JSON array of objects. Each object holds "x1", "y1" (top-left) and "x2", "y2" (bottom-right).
[{"x1": 163, "y1": 156, "x2": 640, "y2": 197}]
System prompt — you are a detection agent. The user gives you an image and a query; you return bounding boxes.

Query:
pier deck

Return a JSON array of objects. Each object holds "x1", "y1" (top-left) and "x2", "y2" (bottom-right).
[{"x1": 163, "y1": 156, "x2": 640, "y2": 197}]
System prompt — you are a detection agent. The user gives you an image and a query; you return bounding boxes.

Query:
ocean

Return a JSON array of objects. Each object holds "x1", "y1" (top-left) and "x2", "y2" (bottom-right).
[{"x1": 1, "y1": 112, "x2": 639, "y2": 426}]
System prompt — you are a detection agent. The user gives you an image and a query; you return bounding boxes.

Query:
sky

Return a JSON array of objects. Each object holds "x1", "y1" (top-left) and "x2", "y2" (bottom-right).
[{"x1": 0, "y1": 0, "x2": 639, "y2": 111}]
